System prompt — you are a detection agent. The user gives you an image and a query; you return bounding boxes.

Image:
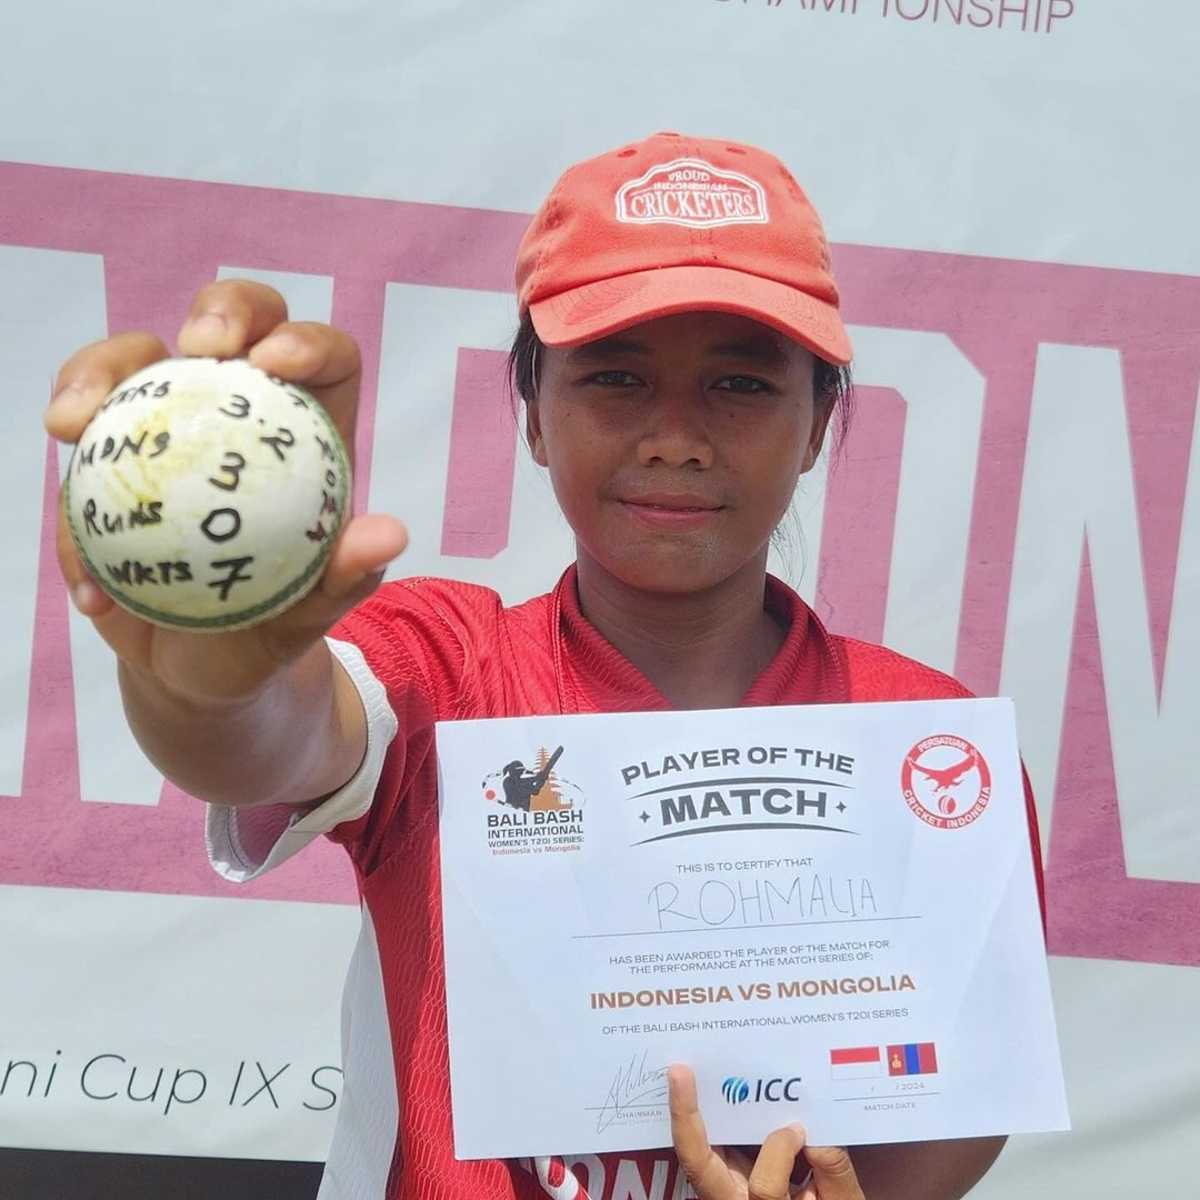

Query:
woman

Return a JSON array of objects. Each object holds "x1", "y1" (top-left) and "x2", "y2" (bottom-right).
[{"x1": 48, "y1": 132, "x2": 1039, "y2": 1199}]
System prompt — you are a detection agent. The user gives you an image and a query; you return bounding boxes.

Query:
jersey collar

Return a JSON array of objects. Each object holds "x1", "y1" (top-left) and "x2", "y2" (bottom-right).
[{"x1": 550, "y1": 564, "x2": 849, "y2": 714}]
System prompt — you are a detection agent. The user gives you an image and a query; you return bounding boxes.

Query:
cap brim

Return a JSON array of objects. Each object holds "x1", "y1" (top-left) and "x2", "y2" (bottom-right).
[{"x1": 528, "y1": 265, "x2": 852, "y2": 365}]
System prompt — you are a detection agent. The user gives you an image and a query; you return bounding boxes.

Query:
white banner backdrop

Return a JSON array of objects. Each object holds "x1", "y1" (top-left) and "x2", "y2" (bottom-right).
[{"x1": 2, "y1": 1, "x2": 1198, "y2": 1196}]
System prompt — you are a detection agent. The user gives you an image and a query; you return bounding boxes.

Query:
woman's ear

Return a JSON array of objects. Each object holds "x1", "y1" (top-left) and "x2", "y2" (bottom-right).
[
  {"x1": 801, "y1": 397, "x2": 834, "y2": 474},
  {"x1": 525, "y1": 397, "x2": 548, "y2": 467}
]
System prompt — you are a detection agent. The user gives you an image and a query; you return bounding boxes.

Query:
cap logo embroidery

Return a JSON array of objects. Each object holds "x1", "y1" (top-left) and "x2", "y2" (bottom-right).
[{"x1": 615, "y1": 157, "x2": 769, "y2": 229}]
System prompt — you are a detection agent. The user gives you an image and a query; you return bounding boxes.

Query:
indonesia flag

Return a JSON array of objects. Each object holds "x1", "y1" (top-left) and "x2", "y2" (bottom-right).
[{"x1": 829, "y1": 1046, "x2": 884, "y2": 1081}]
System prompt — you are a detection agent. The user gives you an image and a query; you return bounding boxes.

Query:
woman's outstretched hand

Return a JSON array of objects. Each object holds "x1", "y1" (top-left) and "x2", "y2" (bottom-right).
[{"x1": 669, "y1": 1066, "x2": 865, "y2": 1200}]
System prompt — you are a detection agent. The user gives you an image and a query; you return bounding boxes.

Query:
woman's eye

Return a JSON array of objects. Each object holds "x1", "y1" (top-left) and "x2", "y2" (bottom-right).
[
  {"x1": 586, "y1": 370, "x2": 643, "y2": 388},
  {"x1": 713, "y1": 375, "x2": 772, "y2": 394}
]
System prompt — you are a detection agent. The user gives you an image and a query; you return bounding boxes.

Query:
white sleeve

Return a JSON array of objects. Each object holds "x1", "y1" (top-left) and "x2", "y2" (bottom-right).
[{"x1": 205, "y1": 636, "x2": 399, "y2": 884}]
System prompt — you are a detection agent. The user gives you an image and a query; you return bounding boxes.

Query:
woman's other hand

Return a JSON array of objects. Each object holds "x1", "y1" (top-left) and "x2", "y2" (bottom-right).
[{"x1": 669, "y1": 1065, "x2": 865, "y2": 1200}]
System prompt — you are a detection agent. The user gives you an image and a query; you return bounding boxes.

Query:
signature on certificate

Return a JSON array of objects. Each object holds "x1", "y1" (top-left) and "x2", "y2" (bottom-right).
[{"x1": 595, "y1": 1049, "x2": 669, "y2": 1133}]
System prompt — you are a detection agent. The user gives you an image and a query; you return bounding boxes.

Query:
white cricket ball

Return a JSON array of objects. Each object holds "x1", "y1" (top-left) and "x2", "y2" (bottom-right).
[{"x1": 64, "y1": 356, "x2": 351, "y2": 631}]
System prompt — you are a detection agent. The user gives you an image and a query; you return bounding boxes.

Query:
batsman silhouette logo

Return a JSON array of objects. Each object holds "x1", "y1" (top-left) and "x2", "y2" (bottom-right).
[
  {"x1": 900, "y1": 735, "x2": 992, "y2": 830},
  {"x1": 481, "y1": 745, "x2": 587, "y2": 856}
]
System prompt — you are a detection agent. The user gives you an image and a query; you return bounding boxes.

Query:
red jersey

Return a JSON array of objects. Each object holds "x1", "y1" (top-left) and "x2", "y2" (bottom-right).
[{"x1": 207, "y1": 566, "x2": 1044, "y2": 1200}]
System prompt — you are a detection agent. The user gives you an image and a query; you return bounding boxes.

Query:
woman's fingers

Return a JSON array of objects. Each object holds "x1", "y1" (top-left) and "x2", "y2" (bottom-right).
[
  {"x1": 177, "y1": 280, "x2": 361, "y2": 463},
  {"x1": 174, "y1": 277, "x2": 362, "y2": 464},
  {"x1": 55, "y1": 490, "x2": 113, "y2": 617},
  {"x1": 668, "y1": 1065, "x2": 737, "y2": 1200},
  {"x1": 47, "y1": 280, "x2": 289, "y2": 445},
  {"x1": 49, "y1": 280, "x2": 363, "y2": 476},
  {"x1": 747, "y1": 1124, "x2": 807, "y2": 1200},
  {"x1": 248, "y1": 320, "x2": 362, "y2": 466},
  {"x1": 46, "y1": 330, "x2": 170, "y2": 442},
  {"x1": 669, "y1": 1066, "x2": 861, "y2": 1200},
  {"x1": 801, "y1": 1145, "x2": 863, "y2": 1200},
  {"x1": 176, "y1": 279, "x2": 289, "y2": 359}
]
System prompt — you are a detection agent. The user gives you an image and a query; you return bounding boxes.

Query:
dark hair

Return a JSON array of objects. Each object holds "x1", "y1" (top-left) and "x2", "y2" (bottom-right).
[{"x1": 507, "y1": 310, "x2": 854, "y2": 450}]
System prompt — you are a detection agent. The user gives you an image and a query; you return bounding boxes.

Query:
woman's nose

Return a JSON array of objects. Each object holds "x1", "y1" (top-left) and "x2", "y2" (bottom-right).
[{"x1": 636, "y1": 389, "x2": 714, "y2": 469}]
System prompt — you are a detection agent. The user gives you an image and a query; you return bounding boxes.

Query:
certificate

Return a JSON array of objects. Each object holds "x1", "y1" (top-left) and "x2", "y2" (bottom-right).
[{"x1": 436, "y1": 698, "x2": 1069, "y2": 1159}]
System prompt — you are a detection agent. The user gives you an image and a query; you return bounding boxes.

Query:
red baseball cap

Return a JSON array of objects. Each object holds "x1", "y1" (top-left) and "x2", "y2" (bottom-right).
[{"x1": 516, "y1": 131, "x2": 852, "y2": 365}]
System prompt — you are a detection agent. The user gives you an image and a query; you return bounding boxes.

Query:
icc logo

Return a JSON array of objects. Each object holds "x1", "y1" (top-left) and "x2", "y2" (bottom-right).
[
  {"x1": 901, "y1": 735, "x2": 992, "y2": 830},
  {"x1": 721, "y1": 1075, "x2": 803, "y2": 1105}
]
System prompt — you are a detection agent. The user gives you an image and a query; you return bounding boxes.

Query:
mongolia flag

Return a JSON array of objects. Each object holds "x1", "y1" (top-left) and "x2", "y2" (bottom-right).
[
  {"x1": 829, "y1": 1046, "x2": 884, "y2": 1081},
  {"x1": 887, "y1": 1043, "x2": 938, "y2": 1076}
]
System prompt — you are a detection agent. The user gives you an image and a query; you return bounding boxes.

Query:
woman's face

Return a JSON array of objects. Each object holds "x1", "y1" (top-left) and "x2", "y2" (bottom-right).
[{"x1": 527, "y1": 311, "x2": 831, "y2": 595}]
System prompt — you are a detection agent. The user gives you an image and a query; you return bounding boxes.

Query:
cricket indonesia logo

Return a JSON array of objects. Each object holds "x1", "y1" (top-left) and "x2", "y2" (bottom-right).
[{"x1": 901, "y1": 735, "x2": 991, "y2": 830}]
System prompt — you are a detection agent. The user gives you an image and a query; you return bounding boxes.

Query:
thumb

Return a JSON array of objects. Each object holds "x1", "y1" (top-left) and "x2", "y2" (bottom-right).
[
  {"x1": 316, "y1": 513, "x2": 409, "y2": 607},
  {"x1": 263, "y1": 512, "x2": 408, "y2": 655}
]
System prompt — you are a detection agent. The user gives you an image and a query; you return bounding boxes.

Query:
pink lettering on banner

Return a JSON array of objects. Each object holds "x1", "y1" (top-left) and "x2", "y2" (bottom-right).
[
  {"x1": 441, "y1": 349, "x2": 518, "y2": 557},
  {"x1": 0, "y1": 161, "x2": 1197, "y2": 968},
  {"x1": 818, "y1": 385, "x2": 907, "y2": 646}
]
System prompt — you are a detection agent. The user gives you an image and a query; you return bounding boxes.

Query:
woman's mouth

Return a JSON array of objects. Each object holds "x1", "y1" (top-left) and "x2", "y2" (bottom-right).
[{"x1": 617, "y1": 494, "x2": 724, "y2": 531}]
